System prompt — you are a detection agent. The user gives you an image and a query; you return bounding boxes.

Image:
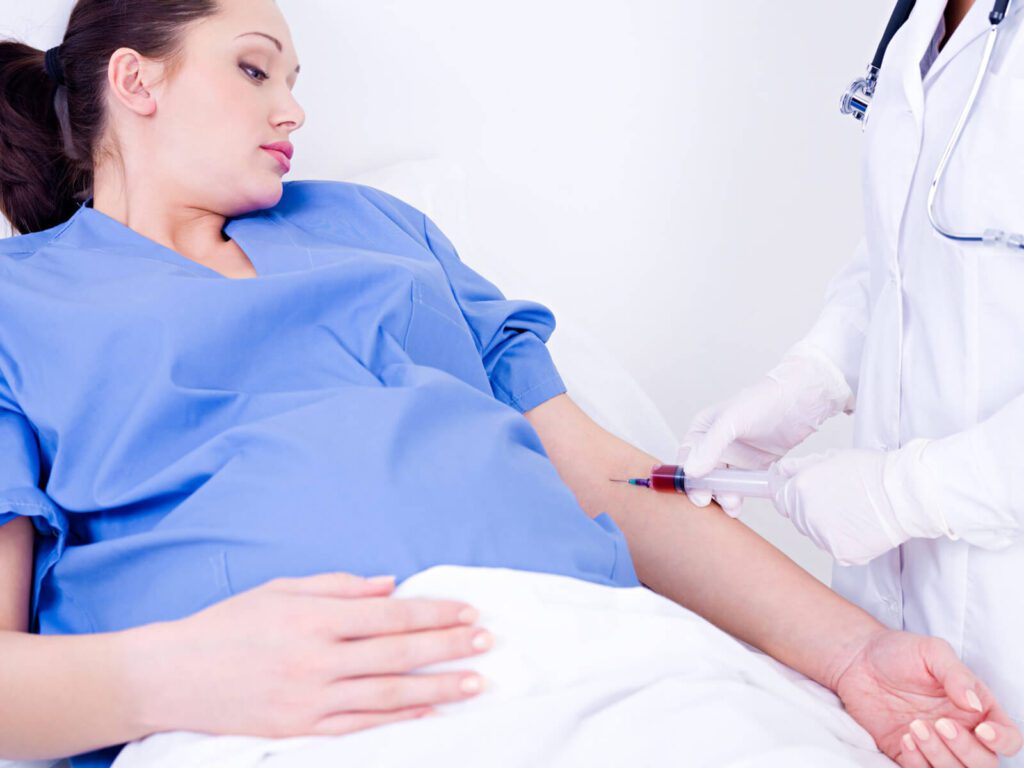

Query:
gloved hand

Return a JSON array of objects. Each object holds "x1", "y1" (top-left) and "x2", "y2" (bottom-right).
[
  {"x1": 766, "y1": 441, "x2": 958, "y2": 566},
  {"x1": 679, "y1": 347, "x2": 854, "y2": 516}
]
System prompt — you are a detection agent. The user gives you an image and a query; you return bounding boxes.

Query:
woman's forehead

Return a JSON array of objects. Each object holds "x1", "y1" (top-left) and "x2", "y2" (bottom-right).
[{"x1": 190, "y1": 0, "x2": 297, "y2": 58}]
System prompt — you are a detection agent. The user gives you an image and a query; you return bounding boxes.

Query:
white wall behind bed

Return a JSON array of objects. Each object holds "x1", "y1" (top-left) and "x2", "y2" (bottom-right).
[{"x1": 0, "y1": 0, "x2": 895, "y2": 584}]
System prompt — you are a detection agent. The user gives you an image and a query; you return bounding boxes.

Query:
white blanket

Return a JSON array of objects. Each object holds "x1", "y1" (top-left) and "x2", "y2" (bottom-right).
[{"x1": 111, "y1": 566, "x2": 896, "y2": 768}]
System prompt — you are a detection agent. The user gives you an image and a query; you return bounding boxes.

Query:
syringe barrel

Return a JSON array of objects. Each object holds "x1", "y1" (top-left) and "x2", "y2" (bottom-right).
[
  {"x1": 685, "y1": 468, "x2": 771, "y2": 498},
  {"x1": 648, "y1": 465, "x2": 772, "y2": 498}
]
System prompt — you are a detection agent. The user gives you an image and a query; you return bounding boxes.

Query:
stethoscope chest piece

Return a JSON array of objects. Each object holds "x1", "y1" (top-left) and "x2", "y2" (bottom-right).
[{"x1": 840, "y1": 65, "x2": 879, "y2": 124}]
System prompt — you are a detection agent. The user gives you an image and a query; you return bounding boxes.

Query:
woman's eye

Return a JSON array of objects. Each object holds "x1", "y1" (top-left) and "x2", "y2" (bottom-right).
[{"x1": 241, "y1": 63, "x2": 269, "y2": 82}]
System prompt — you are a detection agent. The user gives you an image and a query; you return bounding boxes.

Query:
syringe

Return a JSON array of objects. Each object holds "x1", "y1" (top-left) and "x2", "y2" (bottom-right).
[{"x1": 612, "y1": 464, "x2": 771, "y2": 498}]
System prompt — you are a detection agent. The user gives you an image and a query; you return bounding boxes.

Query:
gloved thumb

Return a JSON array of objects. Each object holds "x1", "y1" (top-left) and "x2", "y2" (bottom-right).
[
  {"x1": 767, "y1": 452, "x2": 832, "y2": 485},
  {"x1": 766, "y1": 452, "x2": 830, "y2": 521},
  {"x1": 766, "y1": 455, "x2": 799, "y2": 500}
]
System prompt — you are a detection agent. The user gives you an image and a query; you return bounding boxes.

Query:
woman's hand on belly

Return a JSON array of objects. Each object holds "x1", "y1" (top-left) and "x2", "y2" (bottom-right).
[{"x1": 120, "y1": 572, "x2": 494, "y2": 738}]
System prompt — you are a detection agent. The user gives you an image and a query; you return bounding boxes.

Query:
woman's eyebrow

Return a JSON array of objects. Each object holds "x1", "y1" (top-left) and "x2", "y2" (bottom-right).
[{"x1": 235, "y1": 31, "x2": 301, "y2": 73}]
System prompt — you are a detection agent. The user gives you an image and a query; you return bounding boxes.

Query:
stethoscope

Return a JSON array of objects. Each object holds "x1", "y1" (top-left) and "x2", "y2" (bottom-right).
[{"x1": 840, "y1": 0, "x2": 1023, "y2": 250}]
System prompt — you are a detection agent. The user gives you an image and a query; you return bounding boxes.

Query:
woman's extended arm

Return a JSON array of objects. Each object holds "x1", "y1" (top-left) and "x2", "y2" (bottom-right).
[
  {"x1": 524, "y1": 393, "x2": 1024, "y2": 762},
  {"x1": 523, "y1": 392, "x2": 879, "y2": 689}
]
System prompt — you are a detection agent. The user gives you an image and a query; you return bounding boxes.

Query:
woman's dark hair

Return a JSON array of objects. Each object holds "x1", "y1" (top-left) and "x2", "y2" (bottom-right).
[{"x1": 0, "y1": 0, "x2": 221, "y2": 235}]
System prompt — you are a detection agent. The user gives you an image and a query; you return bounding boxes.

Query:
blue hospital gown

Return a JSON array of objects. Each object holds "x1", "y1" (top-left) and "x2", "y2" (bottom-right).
[{"x1": 0, "y1": 180, "x2": 639, "y2": 766}]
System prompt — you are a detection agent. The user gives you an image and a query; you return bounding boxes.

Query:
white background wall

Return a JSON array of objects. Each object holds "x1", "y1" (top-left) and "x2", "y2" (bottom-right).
[{"x1": 3, "y1": 0, "x2": 895, "y2": 584}]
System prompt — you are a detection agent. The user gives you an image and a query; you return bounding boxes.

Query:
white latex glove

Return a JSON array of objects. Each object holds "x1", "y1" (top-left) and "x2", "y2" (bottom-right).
[
  {"x1": 679, "y1": 348, "x2": 853, "y2": 516},
  {"x1": 766, "y1": 441, "x2": 962, "y2": 566}
]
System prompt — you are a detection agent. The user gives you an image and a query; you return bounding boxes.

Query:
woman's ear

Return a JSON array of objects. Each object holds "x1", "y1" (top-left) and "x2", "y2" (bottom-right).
[{"x1": 106, "y1": 47, "x2": 158, "y2": 117}]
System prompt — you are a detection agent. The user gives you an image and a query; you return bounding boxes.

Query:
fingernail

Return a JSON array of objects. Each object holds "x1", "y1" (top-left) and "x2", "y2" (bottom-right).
[
  {"x1": 902, "y1": 733, "x2": 917, "y2": 752},
  {"x1": 976, "y1": 722, "x2": 997, "y2": 742},
  {"x1": 367, "y1": 575, "x2": 396, "y2": 585},
  {"x1": 966, "y1": 689, "x2": 984, "y2": 713},
  {"x1": 910, "y1": 720, "x2": 930, "y2": 740},
  {"x1": 935, "y1": 718, "x2": 957, "y2": 739},
  {"x1": 460, "y1": 675, "x2": 485, "y2": 694},
  {"x1": 471, "y1": 630, "x2": 494, "y2": 652},
  {"x1": 458, "y1": 607, "x2": 479, "y2": 624}
]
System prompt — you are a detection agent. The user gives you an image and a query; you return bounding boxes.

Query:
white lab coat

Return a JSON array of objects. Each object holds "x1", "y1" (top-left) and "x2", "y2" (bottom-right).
[{"x1": 795, "y1": 0, "x2": 1024, "y2": 738}]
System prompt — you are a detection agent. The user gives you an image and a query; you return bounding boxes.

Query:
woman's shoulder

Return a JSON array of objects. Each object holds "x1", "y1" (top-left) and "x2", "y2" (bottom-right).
[
  {"x1": 0, "y1": 226, "x2": 63, "y2": 260},
  {"x1": 0, "y1": 225, "x2": 68, "y2": 280},
  {"x1": 270, "y1": 179, "x2": 429, "y2": 245}
]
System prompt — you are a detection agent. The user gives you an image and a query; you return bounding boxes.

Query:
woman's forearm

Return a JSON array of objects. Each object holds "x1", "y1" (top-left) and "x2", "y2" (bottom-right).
[
  {"x1": 0, "y1": 625, "x2": 162, "y2": 760},
  {"x1": 525, "y1": 394, "x2": 885, "y2": 691}
]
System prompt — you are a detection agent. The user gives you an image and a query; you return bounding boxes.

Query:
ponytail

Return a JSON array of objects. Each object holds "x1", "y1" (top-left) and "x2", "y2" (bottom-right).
[
  {"x1": 0, "y1": 41, "x2": 83, "y2": 234},
  {"x1": 0, "y1": 0, "x2": 221, "y2": 236}
]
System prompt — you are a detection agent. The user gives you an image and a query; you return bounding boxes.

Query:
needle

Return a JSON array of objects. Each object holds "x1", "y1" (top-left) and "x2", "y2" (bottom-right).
[{"x1": 610, "y1": 478, "x2": 651, "y2": 487}]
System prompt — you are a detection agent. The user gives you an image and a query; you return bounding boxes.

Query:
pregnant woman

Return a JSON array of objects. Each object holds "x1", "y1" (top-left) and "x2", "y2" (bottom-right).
[{"x1": 0, "y1": 1, "x2": 1019, "y2": 767}]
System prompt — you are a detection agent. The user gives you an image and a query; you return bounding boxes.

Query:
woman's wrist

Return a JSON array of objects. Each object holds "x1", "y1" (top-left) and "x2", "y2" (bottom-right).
[
  {"x1": 116, "y1": 618, "x2": 183, "y2": 736},
  {"x1": 818, "y1": 611, "x2": 889, "y2": 693}
]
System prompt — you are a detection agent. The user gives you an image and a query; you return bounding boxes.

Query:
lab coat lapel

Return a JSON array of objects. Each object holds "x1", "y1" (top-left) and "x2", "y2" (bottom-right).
[
  {"x1": 894, "y1": 0, "x2": 947, "y2": 130},
  {"x1": 862, "y1": 0, "x2": 944, "y2": 259}
]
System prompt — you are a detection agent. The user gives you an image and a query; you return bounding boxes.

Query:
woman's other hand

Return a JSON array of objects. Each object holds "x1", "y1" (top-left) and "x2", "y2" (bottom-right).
[
  {"x1": 125, "y1": 571, "x2": 493, "y2": 738},
  {"x1": 832, "y1": 628, "x2": 1022, "y2": 767}
]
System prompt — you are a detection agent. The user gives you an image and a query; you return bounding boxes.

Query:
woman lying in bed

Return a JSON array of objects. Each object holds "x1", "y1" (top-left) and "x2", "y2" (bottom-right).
[{"x1": 0, "y1": 1, "x2": 1019, "y2": 767}]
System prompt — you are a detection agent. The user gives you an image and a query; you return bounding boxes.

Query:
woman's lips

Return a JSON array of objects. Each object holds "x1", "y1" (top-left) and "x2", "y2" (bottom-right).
[{"x1": 262, "y1": 147, "x2": 291, "y2": 172}]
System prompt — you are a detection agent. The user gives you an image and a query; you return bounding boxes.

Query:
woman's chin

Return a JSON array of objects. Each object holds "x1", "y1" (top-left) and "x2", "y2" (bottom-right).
[{"x1": 234, "y1": 181, "x2": 285, "y2": 215}]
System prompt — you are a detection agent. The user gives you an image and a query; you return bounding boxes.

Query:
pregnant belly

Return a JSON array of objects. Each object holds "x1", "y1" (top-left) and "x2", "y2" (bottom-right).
[{"x1": 41, "y1": 369, "x2": 625, "y2": 634}]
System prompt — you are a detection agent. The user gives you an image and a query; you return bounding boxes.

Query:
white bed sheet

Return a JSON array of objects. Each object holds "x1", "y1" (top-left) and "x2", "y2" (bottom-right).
[{"x1": 108, "y1": 565, "x2": 896, "y2": 768}]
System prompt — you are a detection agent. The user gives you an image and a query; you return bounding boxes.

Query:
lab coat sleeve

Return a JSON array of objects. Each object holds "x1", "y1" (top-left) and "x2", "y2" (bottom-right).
[
  {"x1": 893, "y1": 390, "x2": 1024, "y2": 550},
  {"x1": 787, "y1": 238, "x2": 872, "y2": 410},
  {"x1": 419, "y1": 213, "x2": 568, "y2": 414}
]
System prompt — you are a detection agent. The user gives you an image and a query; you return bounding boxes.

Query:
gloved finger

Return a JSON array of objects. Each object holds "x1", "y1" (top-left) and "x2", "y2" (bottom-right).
[
  {"x1": 675, "y1": 443, "x2": 693, "y2": 466},
  {"x1": 715, "y1": 493, "x2": 743, "y2": 516},
  {"x1": 683, "y1": 417, "x2": 738, "y2": 478},
  {"x1": 766, "y1": 452, "x2": 839, "y2": 502},
  {"x1": 687, "y1": 489, "x2": 713, "y2": 507},
  {"x1": 717, "y1": 441, "x2": 778, "y2": 471},
  {"x1": 683, "y1": 403, "x2": 723, "y2": 437},
  {"x1": 678, "y1": 414, "x2": 720, "y2": 460},
  {"x1": 770, "y1": 450, "x2": 834, "y2": 479}
]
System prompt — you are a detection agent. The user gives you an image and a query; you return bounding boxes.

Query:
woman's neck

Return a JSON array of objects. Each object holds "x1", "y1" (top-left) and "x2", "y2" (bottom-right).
[{"x1": 941, "y1": 0, "x2": 977, "y2": 51}]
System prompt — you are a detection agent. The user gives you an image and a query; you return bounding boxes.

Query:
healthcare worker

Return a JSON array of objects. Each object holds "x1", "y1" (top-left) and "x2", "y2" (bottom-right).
[{"x1": 681, "y1": 0, "x2": 1024, "y2": 755}]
